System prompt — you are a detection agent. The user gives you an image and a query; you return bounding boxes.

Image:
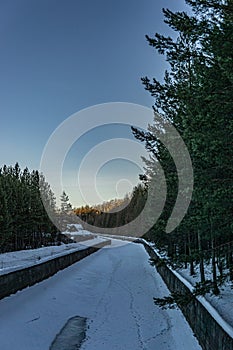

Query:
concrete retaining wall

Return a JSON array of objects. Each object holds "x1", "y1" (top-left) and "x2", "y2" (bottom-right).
[
  {"x1": 139, "y1": 240, "x2": 233, "y2": 350},
  {"x1": 0, "y1": 240, "x2": 111, "y2": 300}
]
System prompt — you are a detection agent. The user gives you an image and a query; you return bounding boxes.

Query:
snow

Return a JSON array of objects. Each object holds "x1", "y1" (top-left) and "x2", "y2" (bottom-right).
[
  {"x1": 0, "y1": 237, "x2": 108, "y2": 275},
  {"x1": 176, "y1": 265, "x2": 233, "y2": 338},
  {"x1": 197, "y1": 296, "x2": 233, "y2": 338},
  {"x1": 0, "y1": 240, "x2": 201, "y2": 350},
  {"x1": 171, "y1": 270, "x2": 233, "y2": 338},
  {"x1": 64, "y1": 224, "x2": 95, "y2": 239},
  {"x1": 148, "y1": 243, "x2": 233, "y2": 339},
  {"x1": 67, "y1": 224, "x2": 83, "y2": 231}
]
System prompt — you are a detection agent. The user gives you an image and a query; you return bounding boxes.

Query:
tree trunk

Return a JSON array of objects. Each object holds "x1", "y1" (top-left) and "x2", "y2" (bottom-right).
[
  {"x1": 198, "y1": 230, "x2": 205, "y2": 283},
  {"x1": 228, "y1": 243, "x2": 233, "y2": 282},
  {"x1": 212, "y1": 247, "x2": 220, "y2": 295},
  {"x1": 211, "y1": 225, "x2": 219, "y2": 295},
  {"x1": 184, "y1": 238, "x2": 188, "y2": 269},
  {"x1": 188, "y1": 233, "x2": 195, "y2": 275}
]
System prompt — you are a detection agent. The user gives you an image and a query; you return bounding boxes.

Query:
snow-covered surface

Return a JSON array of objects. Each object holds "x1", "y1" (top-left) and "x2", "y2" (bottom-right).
[
  {"x1": 100, "y1": 234, "x2": 137, "y2": 241},
  {"x1": 63, "y1": 224, "x2": 96, "y2": 239},
  {"x1": 176, "y1": 265, "x2": 233, "y2": 337},
  {"x1": 149, "y1": 243, "x2": 233, "y2": 339},
  {"x1": 0, "y1": 240, "x2": 201, "y2": 350},
  {"x1": 0, "y1": 237, "x2": 108, "y2": 275}
]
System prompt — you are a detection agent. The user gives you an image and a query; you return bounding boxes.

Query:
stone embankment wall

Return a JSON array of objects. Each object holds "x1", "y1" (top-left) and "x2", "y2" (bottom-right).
[
  {"x1": 0, "y1": 240, "x2": 110, "y2": 300},
  {"x1": 138, "y1": 240, "x2": 233, "y2": 350}
]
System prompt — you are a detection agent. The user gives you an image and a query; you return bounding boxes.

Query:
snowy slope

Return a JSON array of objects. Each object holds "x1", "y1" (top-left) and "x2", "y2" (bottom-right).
[
  {"x1": 147, "y1": 242, "x2": 233, "y2": 339},
  {"x1": 0, "y1": 240, "x2": 201, "y2": 350},
  {"x1": 0, "y1": 237, "x2": 108, "y2": 275},
  {"x1": 176, "y1": 264, "x2": 233, "y2": 337}
]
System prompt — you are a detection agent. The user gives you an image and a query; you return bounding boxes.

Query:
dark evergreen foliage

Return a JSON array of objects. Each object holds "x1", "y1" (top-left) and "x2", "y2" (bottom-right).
[
  {"x1": 0, "y1": 163, "x2": 59, "y2": 252},
  {"x1": 132, "y1": 0, "x2": 233, "y2": 296},
  {"x1": 74, "y1": 184, "x2": 147, "y2": 232}
]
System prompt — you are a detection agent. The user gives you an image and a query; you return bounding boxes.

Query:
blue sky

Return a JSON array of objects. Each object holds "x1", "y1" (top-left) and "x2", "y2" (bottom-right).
[{"x1": 0, "y1": 0, "x2": 189, "y2": 206}]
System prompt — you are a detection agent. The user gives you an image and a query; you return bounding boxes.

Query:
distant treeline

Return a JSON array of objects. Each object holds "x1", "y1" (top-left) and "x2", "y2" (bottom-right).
[{"x1": 74, "y1": 186, "x2": 147, "y2": 229}]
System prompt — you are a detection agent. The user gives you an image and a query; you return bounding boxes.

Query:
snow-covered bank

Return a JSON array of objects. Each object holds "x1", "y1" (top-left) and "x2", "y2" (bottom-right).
[
  {"x1": 177, "y1": 265, "x2": 233, "y2": 336},
  {"x1": 63, "y1": 224, "x2": 96, "y2": 241},
  {"x1": 0, "y1": 237, "x2": 108, "y2": 275},
  {"x1": 0, "y1": 240, "x2": 201, "y2": 350},
  {"x1": 145, "y1": 240, "x2": 233, "y2": 340}
]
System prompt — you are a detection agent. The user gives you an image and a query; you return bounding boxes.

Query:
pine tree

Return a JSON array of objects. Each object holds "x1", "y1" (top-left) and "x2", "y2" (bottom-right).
[
  {"x1": 0, "y1": 164, "x2": 59, "y2": 251},
  {"x1": 133, "y1": 0, "x2": 233, "y2": 294},
  {"x1": 60, "y1": 191, "x2": 72, "y2": 212},
  {"x1": 0, "y1": 178, "x2": 12, "y2": 252}
]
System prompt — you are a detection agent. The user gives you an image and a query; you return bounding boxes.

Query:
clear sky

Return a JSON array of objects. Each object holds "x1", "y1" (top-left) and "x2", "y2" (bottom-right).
[{"x1": 0, "y1": 0, "x2": 189, "y2": 207}]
